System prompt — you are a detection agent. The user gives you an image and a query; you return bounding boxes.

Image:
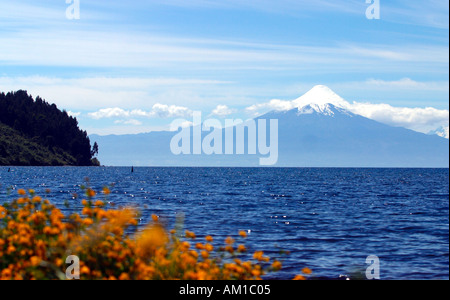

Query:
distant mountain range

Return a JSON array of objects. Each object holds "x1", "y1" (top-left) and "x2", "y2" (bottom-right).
[{"x1": 90, "y1": 86, "x2": 449, "y2": 168}]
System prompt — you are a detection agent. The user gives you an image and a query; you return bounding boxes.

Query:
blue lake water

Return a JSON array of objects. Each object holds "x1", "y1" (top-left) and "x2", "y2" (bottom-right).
[{"x1": 1, "y1": 167, "x2": 448, "y2": 280}]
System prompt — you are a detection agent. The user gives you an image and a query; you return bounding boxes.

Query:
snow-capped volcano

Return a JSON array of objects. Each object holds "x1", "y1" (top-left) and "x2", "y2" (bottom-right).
[
  {"x1": 292, "y1": 85, "x2": 352, "y2": 116},
  {"x1": 429, "y1": 125, "x2": 449, "y2": 139},
  {"x1": 91, "y1": 84, "x2": 449, "y2": 168},
  {"x1": 293, "y1": 85, "x2": 350, "y2": 109}
]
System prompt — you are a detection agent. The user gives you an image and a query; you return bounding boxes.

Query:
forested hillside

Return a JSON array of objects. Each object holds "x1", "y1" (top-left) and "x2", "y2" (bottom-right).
[{"x1": 0, "y1": 90, "x2": 99, "y2": 166}]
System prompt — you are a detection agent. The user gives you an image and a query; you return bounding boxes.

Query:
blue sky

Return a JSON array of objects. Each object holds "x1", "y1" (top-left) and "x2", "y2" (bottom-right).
[{"x1": 0, "y1": 0, "x2": 448, "y2": 135}]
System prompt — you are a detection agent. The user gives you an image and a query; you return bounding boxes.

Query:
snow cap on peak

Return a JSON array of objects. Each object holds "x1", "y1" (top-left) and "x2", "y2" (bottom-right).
[{"x1": 292, "y1": 85, "x2": 350, "y2": 110}]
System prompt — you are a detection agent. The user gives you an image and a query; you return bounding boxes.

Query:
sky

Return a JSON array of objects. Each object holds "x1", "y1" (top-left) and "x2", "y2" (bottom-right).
[{"x1": 0, "y1": 0, "x2": 448, "y2": 136}]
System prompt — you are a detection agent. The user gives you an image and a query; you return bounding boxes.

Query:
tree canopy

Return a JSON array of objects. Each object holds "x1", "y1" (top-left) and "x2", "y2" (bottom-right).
[{"x1": 0, "y1": 90, "x2": 99, "y2": 166}]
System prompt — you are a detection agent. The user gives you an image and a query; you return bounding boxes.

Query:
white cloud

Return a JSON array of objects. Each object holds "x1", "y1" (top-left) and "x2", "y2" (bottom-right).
[
  {"x1": 67, "y1": 111, "x2": 81, "y2": 118},
  {"x1": 246, "y1": 99, "x2": 295, "y2": 115},
  {"x1": 349, "y1": 102, "x2": 449, "y2": 133},
  {"x1": 211, "y1": 105, "x2": 236, "y2": 117},
  {"x1": 88, "y1": 108, "x2": 130, "y2": 119},
  {"x1": 245, "y1": 84, "x2": 450, "y2": 134},
  {"x1": 88, "y1": 104, "x2": 193, "y2": 120},
  {"x1": 150, "y1": 103, "x2": 193, "y2": 118}
]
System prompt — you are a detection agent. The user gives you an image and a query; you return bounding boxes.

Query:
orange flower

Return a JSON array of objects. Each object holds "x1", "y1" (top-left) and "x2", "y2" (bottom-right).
[
  {"x1": 0, "y1": 187, "x2": 289, "y2": 281},
  {"x1": 237, "y1": 244, "x2": 247, "y2": 253},
  {"x1": 225, "y1": 246, "x2": 234, "y2": 254},
  {"x1": 205, "y1": 243, "x2": 214, "y2": 252},
  {"x1": 293, "y1": 275, "x2": 306, "y2": 280},
  {"x1": 32, "y1": 196, "x2": 42, "y2": 203},
  {"x1": 30, "y1": 256, "x2": 41, "y2": 267},
  {"x1": 225, "y1": 237, "x2": 235, "y2": 245},
  {"x1": 17, "y1": 189, "x2": 26, "y2": 196},
  {"x1": 80, "y1": 266, "x2": 90, "y2": 275},
  {"x1": 302, "y1": 267, "x2": 312, "y2": 275},
  {"x1": 185, "y1": 230, "x2": 196, "y2": 239},
  {"x1": 201, "y1": 251, "x2": 209, "y2": 259},
  {"x1": 82, "y1": 218, "x2": 94, "y2": 226},
  {"x1": 102, "y1": 187, "x2": 111, "y2": 195},
  {"x1": 272, "y1": 261, "x2": 282, "y2": 271},
  {"x1": 55, "y1": 258, "x2": 63, "y2": 267},
  {"x1": 239, "y1": 231, "x2": 247, "y2": 238},
  {"x1": 137, "y1": 225, "x2": 168, "y2": 256},
  {"x1": 0, "y1": 206, "x2": 6, "y2": 219},
  {"x1": 253, "y1": 251, "x2": 264, "y2": 261},
  {"x1": 86, "y1": 189, "x2": 96, "y2": 198}
]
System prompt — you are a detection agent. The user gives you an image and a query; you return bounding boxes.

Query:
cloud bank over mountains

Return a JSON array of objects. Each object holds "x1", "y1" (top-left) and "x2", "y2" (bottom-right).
[
  {"x1": 0, "y1": 76, "x2": 447, "y2": 138},
  {"x1": 246, "y1": 85, "x2": 449, "y2": 137}
]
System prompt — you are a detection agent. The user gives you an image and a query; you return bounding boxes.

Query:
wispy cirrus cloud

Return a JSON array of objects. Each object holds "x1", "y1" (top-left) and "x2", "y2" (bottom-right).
[
  {"x1": 147, "y1": 0, "x2": 448, "y2": 28},
  {"x1": 0, "y1": 76, "x2": 233, "y2": 110},
  {"x1": 362, "y1": 78, "x2": 449, "y2": 91},
  {"x1": 147, "y1": 0, "x2": 365, "y2": 14},
  {"x1": 0, "y1": 29, "x2": 447, "y2": 74}
]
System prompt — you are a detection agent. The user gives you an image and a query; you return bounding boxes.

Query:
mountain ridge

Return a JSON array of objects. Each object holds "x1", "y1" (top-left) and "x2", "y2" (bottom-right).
[
  {"x1": 90, "y1": 86, "x2": 449, "y2": 167},
  {"x1": 0, "y1": 90, "x2": 100, "y2": 166}
]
